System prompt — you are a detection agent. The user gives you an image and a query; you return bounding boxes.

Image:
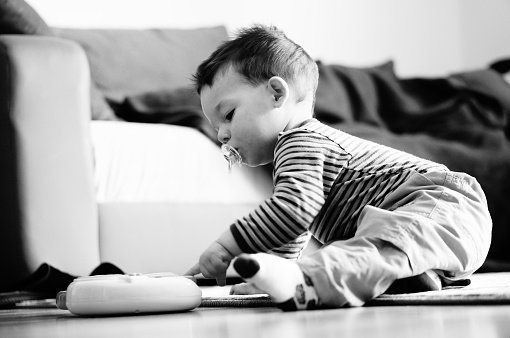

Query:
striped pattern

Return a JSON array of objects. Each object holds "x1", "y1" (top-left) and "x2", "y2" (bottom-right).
[{"x1": 231, "y1": 119, "x2": 447, "y2": 259}]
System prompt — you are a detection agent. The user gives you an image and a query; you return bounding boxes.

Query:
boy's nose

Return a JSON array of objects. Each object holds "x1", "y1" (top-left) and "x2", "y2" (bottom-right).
[{"x1": 217, "y1": 129, "x2": 230, "y2": 143}]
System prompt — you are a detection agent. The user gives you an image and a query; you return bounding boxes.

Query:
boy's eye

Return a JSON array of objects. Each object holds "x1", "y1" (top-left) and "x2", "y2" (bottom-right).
[{"x1": 225, "y1": 109, "x2": 235, "y2": 122}]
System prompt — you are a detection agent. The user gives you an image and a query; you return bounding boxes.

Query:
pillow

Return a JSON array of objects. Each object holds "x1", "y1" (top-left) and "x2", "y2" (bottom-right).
[
  {"x1": 53, "y1": 26, "x2": 229, "y2": 103},
  {"x1": 0, "y1": 0, "x2": 51, "y2": 35},
  {"x1": 0, "y1": 0, "x2": 116, "y2": 120}
]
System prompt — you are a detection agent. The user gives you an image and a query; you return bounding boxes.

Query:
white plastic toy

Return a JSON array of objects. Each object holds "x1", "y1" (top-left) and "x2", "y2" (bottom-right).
[{"x1": 56, "y1": 272, "x2": 202, "y2": 316}]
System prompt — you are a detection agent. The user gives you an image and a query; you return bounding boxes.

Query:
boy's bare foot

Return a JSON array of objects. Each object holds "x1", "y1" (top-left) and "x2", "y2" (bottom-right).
[{"x1": 233, "y1": 253, "x2": 320, "y2": 311}]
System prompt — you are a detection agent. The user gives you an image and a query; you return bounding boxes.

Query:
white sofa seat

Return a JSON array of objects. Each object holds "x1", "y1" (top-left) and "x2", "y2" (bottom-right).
[{"x1": 90, "y1": 121, "x2": 273, "y2": 275}]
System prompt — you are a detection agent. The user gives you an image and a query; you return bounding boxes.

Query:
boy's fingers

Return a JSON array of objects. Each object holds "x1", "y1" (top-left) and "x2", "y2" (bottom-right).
[
  {"x1": 229, "y1": 282, "x2": 265, "y2": 295},
  {"x1": 216, "y1": 274, "x2": 227, "y2": 287},
  {"x1": 184, "y1": 263, "x2": 201, "y2": 277}
]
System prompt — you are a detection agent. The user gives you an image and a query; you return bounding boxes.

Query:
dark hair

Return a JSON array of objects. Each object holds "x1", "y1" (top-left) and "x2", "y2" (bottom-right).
[{"x1": 192, "y1": 24, "x2": 318, "y2": 104}]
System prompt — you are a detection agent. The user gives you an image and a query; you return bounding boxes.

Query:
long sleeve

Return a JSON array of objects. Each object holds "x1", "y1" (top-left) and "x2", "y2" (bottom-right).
[{"x1": 230, "y1": 127, "x2": 350, "y2": 258}]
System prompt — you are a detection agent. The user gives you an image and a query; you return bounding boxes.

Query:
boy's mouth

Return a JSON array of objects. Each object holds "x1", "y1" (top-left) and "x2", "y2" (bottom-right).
[{"x1": 221, "y1": 144, "x2": 243, "y2": 173}]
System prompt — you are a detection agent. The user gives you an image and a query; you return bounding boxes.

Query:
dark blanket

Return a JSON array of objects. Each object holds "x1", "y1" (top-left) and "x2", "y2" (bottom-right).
[
  {"x1": 314, "y1": 61, "x2": 510, "y2": 270},
  {"x1": 113, "y1": 61, "x2": 510, "y2": 271},
  {"x1": 111, "y1": 87, "x2": 219, "y2": 146}
]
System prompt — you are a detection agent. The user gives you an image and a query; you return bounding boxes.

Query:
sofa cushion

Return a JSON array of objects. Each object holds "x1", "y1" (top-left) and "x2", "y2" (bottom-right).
[
  {"x1": 0, "y1": 0, "x2": 51, "y2": 35},
  {"x1": 53, "y1": 26, "x2": 229, "y2": 103}
]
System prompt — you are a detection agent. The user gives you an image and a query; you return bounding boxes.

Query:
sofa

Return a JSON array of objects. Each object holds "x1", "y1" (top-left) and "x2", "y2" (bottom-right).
[
  {"x1": 2, "y1": 0, "x2": 510, "y2": 294},
  {"x1": 0, "y1": 1, "x2": 279, "y2": 292}
]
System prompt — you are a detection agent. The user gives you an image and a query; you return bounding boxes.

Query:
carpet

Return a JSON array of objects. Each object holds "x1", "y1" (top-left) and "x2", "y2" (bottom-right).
[
  {"x1": 367, "y1": 272, "x2": 510, "y2": 306},
  {"x1": 200, "y1": 272, "x2": 510, "y2": 307},
  {"x1": 201, "y1": 294, "x2": 274, "y2": 307}
]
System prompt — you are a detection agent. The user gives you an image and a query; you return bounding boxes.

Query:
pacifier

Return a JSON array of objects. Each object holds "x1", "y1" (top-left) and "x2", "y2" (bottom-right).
[{"x1": 221, "y1": 144, "x2": 242, "y2": 173}]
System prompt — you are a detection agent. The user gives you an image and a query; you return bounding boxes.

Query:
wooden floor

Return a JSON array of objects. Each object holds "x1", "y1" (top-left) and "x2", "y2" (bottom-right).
[{"x1": 1, "y1": 301, "x2": 510, "y2": 338}]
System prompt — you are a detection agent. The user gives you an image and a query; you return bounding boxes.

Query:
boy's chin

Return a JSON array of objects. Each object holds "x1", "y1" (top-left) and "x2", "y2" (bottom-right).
[
  {"x1": 240, "y1": 152, "x2": 273, "y2": 167},
  {"x1": 244, "y1": 159, "x2": 272, "y2": 168}
]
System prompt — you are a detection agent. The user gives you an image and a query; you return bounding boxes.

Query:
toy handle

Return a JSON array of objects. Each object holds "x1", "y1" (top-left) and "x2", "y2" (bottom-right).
[{"x1": 56, "y1": 291, "x2": 68, "y2": 310}]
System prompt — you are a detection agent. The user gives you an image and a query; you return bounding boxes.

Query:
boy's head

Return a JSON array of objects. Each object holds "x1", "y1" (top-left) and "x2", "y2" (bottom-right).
[
  {"x1": 193, "y1": 24, "x2": 318, "y2": 105},
  {"x1": 193, "y1": 25, "x2": 319, "y2": 167}
]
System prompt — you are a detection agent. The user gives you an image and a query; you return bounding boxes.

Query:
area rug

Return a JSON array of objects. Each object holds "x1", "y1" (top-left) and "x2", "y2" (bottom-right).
[
  {"x1": 367, "y1": 274, "x2": 510, "y2": 306},
  {"x1": 200, "y1": 272, "x2": 510, "y2": 307},
  {"x1": 201, "y1": 294, "x2": 274, "y2": 307}
]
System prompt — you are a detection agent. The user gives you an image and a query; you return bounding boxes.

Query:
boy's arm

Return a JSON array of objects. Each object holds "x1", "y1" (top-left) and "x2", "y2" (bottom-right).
[
  {"x1": 217, "y1": 229, "x2": 243, "y2": 256},
  {"x1": 230, "y1": 130, "x2": 348, "y2": 255},
  {"x1": 266, "y1": 231, "x2": 312, "y2": 260}
]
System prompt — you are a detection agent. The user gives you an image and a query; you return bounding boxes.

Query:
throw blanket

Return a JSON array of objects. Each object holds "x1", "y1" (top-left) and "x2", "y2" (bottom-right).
[
  {"x1": 313, "y1": 61, "x2": 510, "y2": 271},
  {"x1": 113, "y1": 61, "x2": 510, "y2": 271}
]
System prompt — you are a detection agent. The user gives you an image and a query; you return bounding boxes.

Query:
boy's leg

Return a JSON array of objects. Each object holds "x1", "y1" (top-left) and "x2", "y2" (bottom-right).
[
  {"x1": 370, "y1": 171, "x2": 492, "y2": 280},
  {"x1": 233, "y1": 235, "x2": 414, "y2": 309},
  {"x1": 294, "y1": 171, "x2": 490, "y2": 308}
]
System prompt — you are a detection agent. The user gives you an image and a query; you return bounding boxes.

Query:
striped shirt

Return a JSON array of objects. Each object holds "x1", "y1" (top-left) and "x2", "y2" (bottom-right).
[{"x1": 230, "y1": 119, "x2": 448, "y2": 259}]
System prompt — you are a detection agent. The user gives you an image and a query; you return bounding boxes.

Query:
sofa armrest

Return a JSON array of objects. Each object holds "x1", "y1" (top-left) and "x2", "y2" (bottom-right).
[{"x1": 0, "y1": 35, "x2": 100, "y2": 290}]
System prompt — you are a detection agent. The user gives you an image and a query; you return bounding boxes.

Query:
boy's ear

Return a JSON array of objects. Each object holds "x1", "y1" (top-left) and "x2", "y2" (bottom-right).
[{"x1": 268, "y1": 76, "x2": 289, "y2": 108}]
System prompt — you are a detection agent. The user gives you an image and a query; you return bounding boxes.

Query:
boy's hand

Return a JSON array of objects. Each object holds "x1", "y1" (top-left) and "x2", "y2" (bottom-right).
[{"x1": 184, "y1": 241, "x2": 235, "y2": 286}]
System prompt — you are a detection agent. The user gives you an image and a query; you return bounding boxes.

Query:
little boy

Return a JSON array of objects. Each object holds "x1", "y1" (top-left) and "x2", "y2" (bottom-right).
[{"x1": 185, "y1": 25, "x2": 492, "y2": 310}]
